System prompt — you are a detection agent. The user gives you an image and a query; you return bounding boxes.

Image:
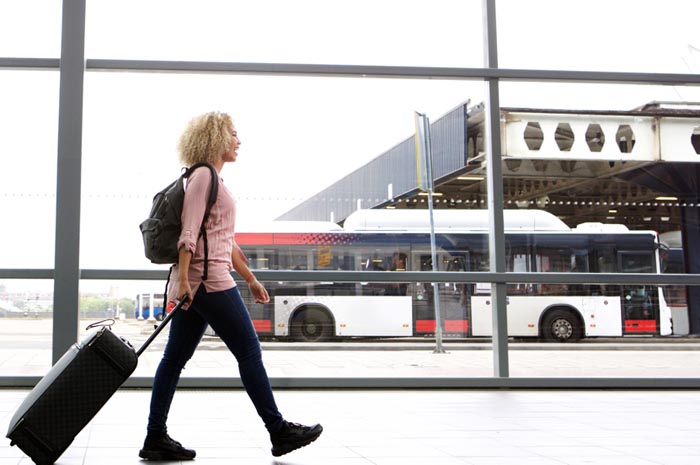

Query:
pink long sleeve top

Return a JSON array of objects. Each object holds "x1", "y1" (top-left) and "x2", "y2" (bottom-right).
[{"x1": 167, "y1": 165, "x2": 238, "y2": 302}]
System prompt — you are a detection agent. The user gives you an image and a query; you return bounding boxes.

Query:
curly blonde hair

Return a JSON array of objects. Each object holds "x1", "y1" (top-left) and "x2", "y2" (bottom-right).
[{"x1": 178, "y1": 111, "x2": 233, "y2": 166}]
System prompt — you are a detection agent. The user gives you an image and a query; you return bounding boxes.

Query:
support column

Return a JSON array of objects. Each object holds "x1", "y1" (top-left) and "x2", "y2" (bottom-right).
[{"x1": 52, "y1": 0, "x2": 86, "y2": 364}]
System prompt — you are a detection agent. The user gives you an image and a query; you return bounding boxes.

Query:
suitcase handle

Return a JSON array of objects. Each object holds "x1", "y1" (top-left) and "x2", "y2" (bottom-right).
[{"x1": 136, "y1": 297, "x2": 188, "y2": 357}]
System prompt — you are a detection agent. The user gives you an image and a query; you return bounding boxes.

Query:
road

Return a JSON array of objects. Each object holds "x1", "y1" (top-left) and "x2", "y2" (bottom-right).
[
  {"x1": 4, "y1": 317, "x2": 700, "y2": 379},
  {"x1": 2, "y1": 316, "x2": 700, "y2": 350}
]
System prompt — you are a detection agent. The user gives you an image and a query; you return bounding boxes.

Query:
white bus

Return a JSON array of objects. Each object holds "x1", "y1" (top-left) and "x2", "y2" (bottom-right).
[{"x1": 231, "y1": 209, "x2": 672, "y2": 342}]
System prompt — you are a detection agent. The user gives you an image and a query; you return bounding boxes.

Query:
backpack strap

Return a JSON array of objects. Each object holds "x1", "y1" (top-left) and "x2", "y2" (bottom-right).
[{"x1": 184, "y1": 162, "x2": 219, "y2": 281}]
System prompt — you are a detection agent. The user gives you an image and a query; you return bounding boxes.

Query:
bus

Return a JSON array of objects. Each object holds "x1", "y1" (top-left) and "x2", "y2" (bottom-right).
[
  {"x1": 231, "y1": 209, "x2": 672, "y2": 342},
  {"x1": 134, "y1": 293, "x2": 165, "y2": 320}
]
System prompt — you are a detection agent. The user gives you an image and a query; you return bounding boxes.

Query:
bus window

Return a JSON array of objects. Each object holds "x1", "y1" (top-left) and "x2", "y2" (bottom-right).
[
  {"x1": 573, "y1": 253, "x2": 589, "y2": 273},
  {"x1": 661, "y1": 248, "x2": 687, "y2": 308},
  {"x1": 595, "y1": 248, "x2": 616, "y2": 273},
  {"x1": 311, "y1": 247, "x2": 353, "y2": 271},
  {"x1": 534, "y1": 246, "x2": 574, "y2": 295},
  {"x1": 535, "y1": 251, "x2": 572, "y2": 272},
  {"x1": 247, "y1": 249, "x2": 275, "y2": 269},
  {"x1": 356, "y1": 247, "x2": 411, "y2": 295},
  {"x1": 446, "y1": 255, "x2": 467, "y2": 272},
  {"x1": 507, "y1": 246, "x2": 531, "y2": 295},
  {"x1": 385, "y1": 252, "x2": 410, "y2": 296},
  {"x1": 661, "y1": 248, "x2": 684, "y2": 274},
  {"x1": 619, "y1": 251, "x2": 654, "y2": 273},
  {"x1": 358, "y1": 248, "x2": 392, "y2": 271}
]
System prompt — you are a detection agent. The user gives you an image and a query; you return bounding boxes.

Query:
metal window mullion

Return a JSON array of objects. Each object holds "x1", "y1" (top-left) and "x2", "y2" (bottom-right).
[
  {"x1": 483, "y1": 0, "x2": 509, "y2": 378},
  {"x1": 61, "y1": 269, "x2": 700, "y2": 286},
  {"x1": 5, "y1": 58, "x2": 700, "y2": 87},
  {"x1": 82, "y1": 59, "x2": 700, "y2": 86},
  {"x1": 0, "y1": 57, "x2": 59, "y2": 69},
  {"x1": 52, "y1": 0, "x2": 86, "y2": 364}
]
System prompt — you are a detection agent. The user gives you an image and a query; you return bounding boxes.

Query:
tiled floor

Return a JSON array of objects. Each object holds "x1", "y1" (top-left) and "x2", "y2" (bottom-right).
[{"x1": 3, "y1": 389, "x2": 700, "y2": 465}]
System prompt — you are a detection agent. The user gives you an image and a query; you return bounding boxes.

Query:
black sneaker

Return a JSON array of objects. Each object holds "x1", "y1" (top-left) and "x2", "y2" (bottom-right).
[
  {"x1": 139, "y1": 433, "x2": 196, "y2": 461},
  {"x1": 270, "y1": 421, "x2": 323, "y2": 457}
]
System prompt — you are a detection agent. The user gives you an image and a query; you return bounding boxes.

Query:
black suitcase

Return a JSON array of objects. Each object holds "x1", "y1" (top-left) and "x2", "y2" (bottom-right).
[{"x1": 6, "y1": 299, "x2": 185, "y2": 465}]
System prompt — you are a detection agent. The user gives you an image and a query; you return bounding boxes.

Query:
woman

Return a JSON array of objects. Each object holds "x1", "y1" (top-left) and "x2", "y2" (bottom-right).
[{"x1": 140, "y1": 111, "x2": 322, "y2": 461}]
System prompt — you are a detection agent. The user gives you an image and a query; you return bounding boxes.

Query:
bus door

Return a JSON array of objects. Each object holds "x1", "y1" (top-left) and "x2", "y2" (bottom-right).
[
  {"x1": 413, "y1": 251, "x2": 468, "y2": 336},
  {"x1": 661, "y1": 247, "x2": 689, "y2": 334},
  {"x1": 619, "y1": 250, "x2": 658, "y2": 334}
]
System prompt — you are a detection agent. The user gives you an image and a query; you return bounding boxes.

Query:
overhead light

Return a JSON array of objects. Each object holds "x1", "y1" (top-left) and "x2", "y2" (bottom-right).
[
  {"x1": 418, "y1": 192, "x2": 443, "y2": 196},
  {"x1": 644, "y1": 217, "x2": 652, "y2": 221},
  {"x1": 655, "y1": 196, "x2": 678, "y2": 201},
  {"x1": 608, "y1": 209, "x2": 617, "y2": 214},
  {"x1": 661, "y1": 217, "x2": 670, "y2": 221},
  {"x1": 457, "y1": 176, "x2": 485, "y2": 181}
]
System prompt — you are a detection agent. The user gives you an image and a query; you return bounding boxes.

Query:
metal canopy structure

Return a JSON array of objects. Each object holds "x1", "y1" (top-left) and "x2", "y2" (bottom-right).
[{"x1": 464, "y1": 101, "x2": 700, "y2": 233}]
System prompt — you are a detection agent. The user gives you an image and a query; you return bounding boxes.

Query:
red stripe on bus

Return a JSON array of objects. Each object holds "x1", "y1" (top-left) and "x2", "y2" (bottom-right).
[
  {"x1": 416, "y1": 320, "x2": 468, "y2": 334},
  {"x1": 624, "y1": 319, "x2": 656, "y2": 332},
  {"x1": 235, "y1": 233, "x2": 273, "y2": 245},
  {"x1": 252, "y1": 319, "x2": 272, "y2": 333},
  {"x1": 235, "y1": 232, "x2": 358, "y2": 246},
  {"x1": 416, "y1": 320, "x2": 435, "y2": 332},
  {"x1": 235, "y1": 232, "x2": 323, "y2": 245}
]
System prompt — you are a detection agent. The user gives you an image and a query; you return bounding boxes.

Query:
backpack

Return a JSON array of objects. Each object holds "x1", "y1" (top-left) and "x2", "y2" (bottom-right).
[{"x1": 139, "y1": 162, "x2": 218, "y2": 280}]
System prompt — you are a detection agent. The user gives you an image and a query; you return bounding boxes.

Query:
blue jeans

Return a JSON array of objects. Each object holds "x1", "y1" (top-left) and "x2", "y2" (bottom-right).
[{"x1": 146, "y1": 286, "x2": 284, "y2": 436}]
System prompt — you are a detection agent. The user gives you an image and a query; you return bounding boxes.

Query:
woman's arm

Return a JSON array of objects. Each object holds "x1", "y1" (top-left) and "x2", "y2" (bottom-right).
[
  {"x1": 231, "y1": 244, "x2": 269, "y2": 304},
  {"x1": 176, "y1": 247, "x2": 194, "y2": 307}
]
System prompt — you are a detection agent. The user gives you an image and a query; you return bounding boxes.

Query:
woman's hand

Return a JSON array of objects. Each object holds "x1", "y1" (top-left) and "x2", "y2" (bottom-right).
[
  {"x1": 247, "y1": 278, "x2": 270, "y2": 304},
  {"x1": 176, "y1": 279, "x2": 193, "y2": 309}
]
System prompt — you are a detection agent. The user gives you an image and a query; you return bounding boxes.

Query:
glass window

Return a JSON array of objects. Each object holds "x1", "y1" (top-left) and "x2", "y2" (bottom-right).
[
  {"x1": 0, "y1": 60, "x2": 58, "y2": 379},
  {"x1": 0, "y1": 71, "x2": 59, "y2": 268},
  {"x1": 8, "y1": 1, "x2": 700, "y2": 383},
  {"x1": 86, "y1": 0, "x2": 484, "y2": 67},
  {"x1": 80, "y1": 72, "x2": 475, "y2": 269},
  {"x1": 496, "y1": 0, "x2": 700, "y2": 74},
  {"x1": 0, "y1": 280, "x2": 54, "y2": 376},
  {"x1": 0, "y1": 1, "x2": 61, "y2": 57}
]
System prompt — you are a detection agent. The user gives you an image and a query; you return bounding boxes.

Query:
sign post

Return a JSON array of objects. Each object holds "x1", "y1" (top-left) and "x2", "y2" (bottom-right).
[{"x1": 415, "y1": 112, "x2": 446, "y2": 354}]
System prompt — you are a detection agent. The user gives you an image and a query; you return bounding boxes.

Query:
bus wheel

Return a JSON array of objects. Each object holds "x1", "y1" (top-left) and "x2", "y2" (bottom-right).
[
  {"x1": 290, "y1": 308, "x2": 334, "y2": 342},
  {"x1": 541, "y1": 309, "x2": 582, "y2": 342}
]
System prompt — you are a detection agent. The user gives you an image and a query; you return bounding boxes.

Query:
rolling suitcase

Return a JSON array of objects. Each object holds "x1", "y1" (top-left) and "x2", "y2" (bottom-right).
[{"x1": 6, "y1": 299, "x2": 186, "y2": 465}]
